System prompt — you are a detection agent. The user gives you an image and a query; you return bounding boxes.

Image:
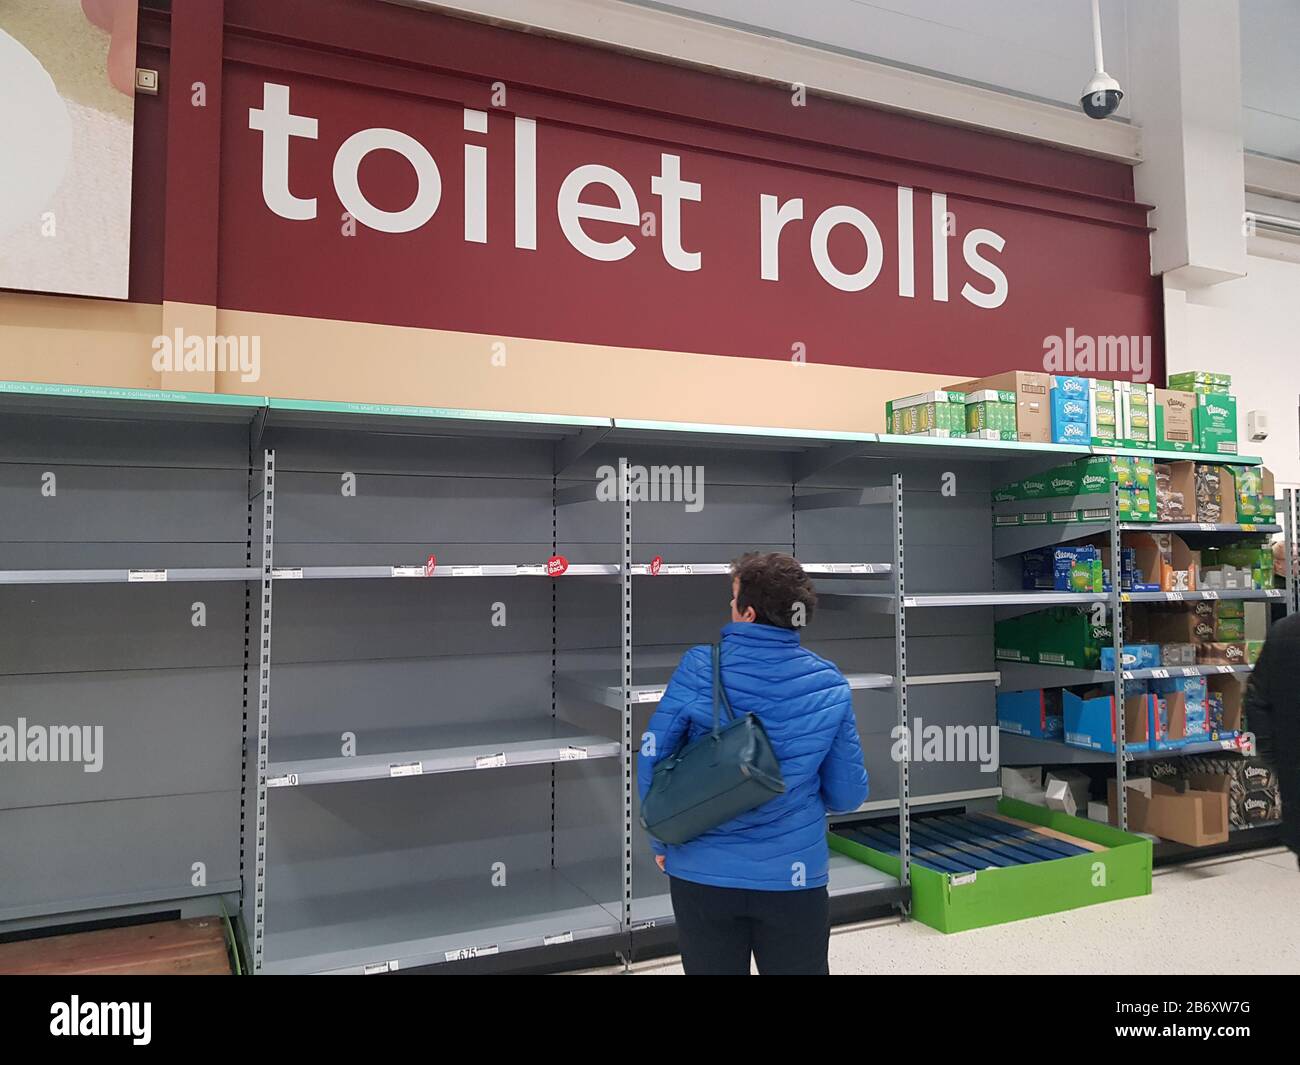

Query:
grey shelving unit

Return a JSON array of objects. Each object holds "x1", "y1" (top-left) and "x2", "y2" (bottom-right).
[
  {"x1": 0, "y1": 385, "x2": 263, "y2": 930},
  {"x1": 993, "y1": 485, "x2": 1293, "y2": 832},
  {"x1": 3, "y1": 381, "x2": 1286, "y2": 970}
]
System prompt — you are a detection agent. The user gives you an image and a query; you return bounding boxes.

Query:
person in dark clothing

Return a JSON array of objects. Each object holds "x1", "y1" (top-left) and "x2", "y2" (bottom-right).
[{"x1": 1243, "y1": 612, "x2": 1300, "y2": 865}]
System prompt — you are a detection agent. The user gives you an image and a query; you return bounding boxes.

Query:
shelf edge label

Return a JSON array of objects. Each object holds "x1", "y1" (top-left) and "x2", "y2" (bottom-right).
[
  {"x1": 266, "y1": 773, "x2": 299, "y2": 788},
  {"x1": 474, "y1": 752, "x2": 508, "y2": 769},
  {"x1": 128, "y1": 569, "x2": 167, "y2": 582},
  {"x1": 445, "y1": 944, "x2": 499, "y2": 962},
  {"x1": 389, "y1": 761, "x2": 423, "y2": 778},
  {"x1": 272, "y1": 567, "x2": 303, "y2": 579}
]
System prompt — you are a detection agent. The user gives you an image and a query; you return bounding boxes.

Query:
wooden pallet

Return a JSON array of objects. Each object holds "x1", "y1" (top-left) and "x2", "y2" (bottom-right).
[{"x1": 0, "y1": 918, "x2": 233, "y2": 975}]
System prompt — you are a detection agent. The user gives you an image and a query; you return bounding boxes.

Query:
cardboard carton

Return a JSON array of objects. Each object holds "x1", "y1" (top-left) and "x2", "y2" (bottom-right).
[
  {"x1": 1107, "y1": 777, "x2": 1229, "y2": 847},
  {"x1": 1155, "y1": 389, "x2": 1196, "y2": 451},
  {"x1": 1195, "y1": 393, "x2": 1238, "y2": 455},
  {"x1": 1063, "y1": 689, "x2": 1152, "y2": 753}
]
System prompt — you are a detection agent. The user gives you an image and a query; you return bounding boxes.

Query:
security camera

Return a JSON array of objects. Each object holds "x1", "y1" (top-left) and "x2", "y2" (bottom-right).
[
  {"x1": 1081, "y1": 72, "x2": 1123, "y2": 120},
  {"x1": 1080, "y1": 0, "x2": 1123, "y2": 120}
]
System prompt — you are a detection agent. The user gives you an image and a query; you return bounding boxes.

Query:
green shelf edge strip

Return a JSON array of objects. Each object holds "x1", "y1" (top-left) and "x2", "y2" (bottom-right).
[
  {"x1": 267, "y1": 396, "x2": 610, "y2": 429},
  {"x1": 0, "y1": 381, "x2": 1265, "y2": 464},
  {"x1": 0, "y1": 380, "x2": 266, "y2": 408}
]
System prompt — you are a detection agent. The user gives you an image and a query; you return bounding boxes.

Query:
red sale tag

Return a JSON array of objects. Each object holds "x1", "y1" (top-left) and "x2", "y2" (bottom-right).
[
  {"x1": 424, "y1": 554, "x2": 437, "y2": 576},
  {"x1": 547, "y1": 554, "x2": 569, "y2": 577},
  {"x1": 649, "y1": 555, "x2": 663, "y2": 576}
]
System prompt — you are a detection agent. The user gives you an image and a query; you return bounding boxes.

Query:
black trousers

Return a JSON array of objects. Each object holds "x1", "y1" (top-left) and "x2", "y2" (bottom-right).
[{"x1": 668, "y1": 875, "x2": 830, "y2": 975}]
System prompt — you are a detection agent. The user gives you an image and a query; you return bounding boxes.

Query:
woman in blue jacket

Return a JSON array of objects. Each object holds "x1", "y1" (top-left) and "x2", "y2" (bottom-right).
[{"x1": 637, "y1": 551, "x2": 870, "y2": 975}]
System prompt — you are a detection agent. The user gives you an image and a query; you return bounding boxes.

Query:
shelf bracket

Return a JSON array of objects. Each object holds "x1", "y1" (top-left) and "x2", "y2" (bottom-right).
[
  {"x1": 554, "y1": 425, "x2": 611, "y2": 477},
  {"x1": 793, "y1": 441, "x2": 871, "y2": 485}
]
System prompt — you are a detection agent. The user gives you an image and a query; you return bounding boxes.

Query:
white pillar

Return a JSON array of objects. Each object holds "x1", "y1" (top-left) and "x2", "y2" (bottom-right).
[{"x1": 1129, "y1": 0, "x2": 1247, "y2": 285}]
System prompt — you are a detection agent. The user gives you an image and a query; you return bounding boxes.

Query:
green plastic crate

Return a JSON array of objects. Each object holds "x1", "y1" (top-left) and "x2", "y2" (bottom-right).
[{"x1": 829, "y1": 798, "x2": 1152, "y2": 933}]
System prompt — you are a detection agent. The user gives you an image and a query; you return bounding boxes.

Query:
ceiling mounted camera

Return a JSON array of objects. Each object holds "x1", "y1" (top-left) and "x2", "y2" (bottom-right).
[{"x1": 1081, "y1": 0, "x2": 1123, "y2": 120}]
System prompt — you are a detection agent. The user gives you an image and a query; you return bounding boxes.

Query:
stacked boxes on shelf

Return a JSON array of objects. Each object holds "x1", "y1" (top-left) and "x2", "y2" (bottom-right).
[
  {"x1": 885, "y1": 390, "x2": 966, "y2": 437},
  {"x1": 1049, "y1": 375, "x2": 1094, "y2": 445},
  {"x1": 1021, "y1": 544, "x2": 1155, "y2": 592},
  {"x1": 996, "y1": 607, "x2": 1111, "y2": 669},
  {"x1": 1122, "y1": 382, "x2": 1155, "y2": 448},
  {"x1": 1047, "y1": 376, "x2": 1155, "y2": 448},
  {"x1": 993, "y1": 455, "x2": 1157, "y2": 526},
  {"x1": 947, "y1": 371, "x2": 1050, "y2": 443},
  {"x1": 1166, "y1": 371, "x2": 1239, "y2": 456},
  {"x1": 1200, "y1": 542, "x2": 1273, "y2": 591},
  {"x1": 1176, "y1": 755, "x2": 1282, "y2": 828},
  {"x1": 965, "y1": 389, "x2": 1018, "y2": 440},
  {"x1": 1133, "y1": 602, "x2": 1264, "y2": 667}
]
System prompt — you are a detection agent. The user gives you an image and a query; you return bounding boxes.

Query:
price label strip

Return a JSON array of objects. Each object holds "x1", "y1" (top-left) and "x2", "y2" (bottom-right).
[
  {"x1": 474, "y1": 752, "x2": 508, "y2": 770},
  {"x1": 557, "y1": 745, "x2": 588, "y2": 761},
  {"x1": 389, "y1": 761, "x2": 423, "y2": 778},
  {"x1": 391, "y1": 565, "x2": 426, "y2": 577},
  {"x1": 451, "y1": 565, "x2": 484, "y2": 577},
  {"x1": 362, "y1": 961, "x2": 398, "y2": 975},
  {"x1": 128, "y1": 569, "x2": 168, "y2": 582},
  {"x1": 272, "y1": 567, "x2": 303, "y2": 579},
  {"x1": 633, "y1": 688, "x2": 665, "y2": 703},
  {"x1": 266, "y1": 773, "x2": 299, "y2": 788}
]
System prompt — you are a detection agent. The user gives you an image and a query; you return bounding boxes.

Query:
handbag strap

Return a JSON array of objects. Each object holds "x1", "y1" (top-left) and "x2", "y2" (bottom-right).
[{"x1": 711, "y1": 642, "x2": 735, "y2": 738}]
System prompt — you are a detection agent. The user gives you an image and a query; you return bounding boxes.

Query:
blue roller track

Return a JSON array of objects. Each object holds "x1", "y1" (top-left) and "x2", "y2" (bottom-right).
[
  {"x1": 835, "y1": 812, "x2": 1091, "y2": 874},
  {"x1": 963, "y1": 813, "x2": 1090, "y2": 858}
]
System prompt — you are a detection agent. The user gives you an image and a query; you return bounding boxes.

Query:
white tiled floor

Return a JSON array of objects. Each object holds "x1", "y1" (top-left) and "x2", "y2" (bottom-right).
[{"x1": 579, "y1": 848, "x2": 1300, "y2": 975}]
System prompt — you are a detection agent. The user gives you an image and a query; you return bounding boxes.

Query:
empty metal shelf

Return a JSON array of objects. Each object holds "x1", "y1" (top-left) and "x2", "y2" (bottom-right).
[{"x1": 265, "y1": 719, "x2": 620, "y2": 786}]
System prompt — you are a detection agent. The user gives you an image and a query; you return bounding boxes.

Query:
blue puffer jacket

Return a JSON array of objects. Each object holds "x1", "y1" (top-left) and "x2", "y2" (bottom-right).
[{"x1": 637, "y1": 622, "x2": 869, "y2": 891}]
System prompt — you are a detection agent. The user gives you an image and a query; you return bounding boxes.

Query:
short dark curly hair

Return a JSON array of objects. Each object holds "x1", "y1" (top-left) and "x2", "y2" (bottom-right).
[{"x1": 731, "y1": 551, "x2": 816, "y2": 630}]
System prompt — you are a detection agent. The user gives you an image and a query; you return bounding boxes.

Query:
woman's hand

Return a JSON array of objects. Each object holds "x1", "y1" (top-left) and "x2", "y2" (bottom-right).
[{"x1": 656, "y1": 855, "x2": 666, "y2": 872}]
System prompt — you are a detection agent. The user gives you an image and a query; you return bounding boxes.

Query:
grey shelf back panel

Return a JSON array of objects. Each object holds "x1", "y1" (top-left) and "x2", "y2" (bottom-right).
[
  {"x1": 0, "y1": 666, "x2": 243, "y2": 810},
  {"x1": 0, "y1": 464, "x2": 248, "y2": 544},
  {"x1": 0, "y1": 413, "x2": 250, "y2": 470},
  {"x1": 905, "y1": 681, "x2": 1001, "y2": 799},
  {"x1": 0, "y1": 791, "x2": 240, "y2": 922},
  {"x1": 575, "y1": 442, "x2": 797, "y2": 486},
  {"x1": 272, "y1": 471, "x2": 552, "y2": 545},
  {"x1": 268, "y1": 656, "x2": 556, "y2": 743},
  {"x1": 0, "y1": 584, "x2": 246, "y2": 675},
  {"x1": 268, "y1": 580, "x2": 555, "y2": 662},
  {"x1": 264, "y1": 427, "x2": 559, "y2": 478},
  {"x1": 261, "y1": 767, "x2": 597, "y2": 902}
]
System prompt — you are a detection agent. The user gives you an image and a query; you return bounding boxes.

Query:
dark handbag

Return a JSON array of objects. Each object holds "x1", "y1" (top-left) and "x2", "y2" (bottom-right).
[{"x1": 640, "y1": 642, "x2": 786, "y2": 846}]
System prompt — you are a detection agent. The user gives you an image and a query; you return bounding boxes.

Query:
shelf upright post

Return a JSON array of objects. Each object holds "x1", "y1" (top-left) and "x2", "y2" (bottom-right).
[
  {"x1": 619, "y1": 456, "x2": 633, "y2": 935},
  {"x1": 1285, "y1": 489, "x2": 1297, "y2": 618},
  {"x1": 1110, "y1": 482, "x2": 1128, "y2": 831},
  {"x1": 252, "y1": 449, "x2": 276, "y2": 974},
  {"x1": 891, "y1": 473, "x2": 910, "y2": 898}
]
